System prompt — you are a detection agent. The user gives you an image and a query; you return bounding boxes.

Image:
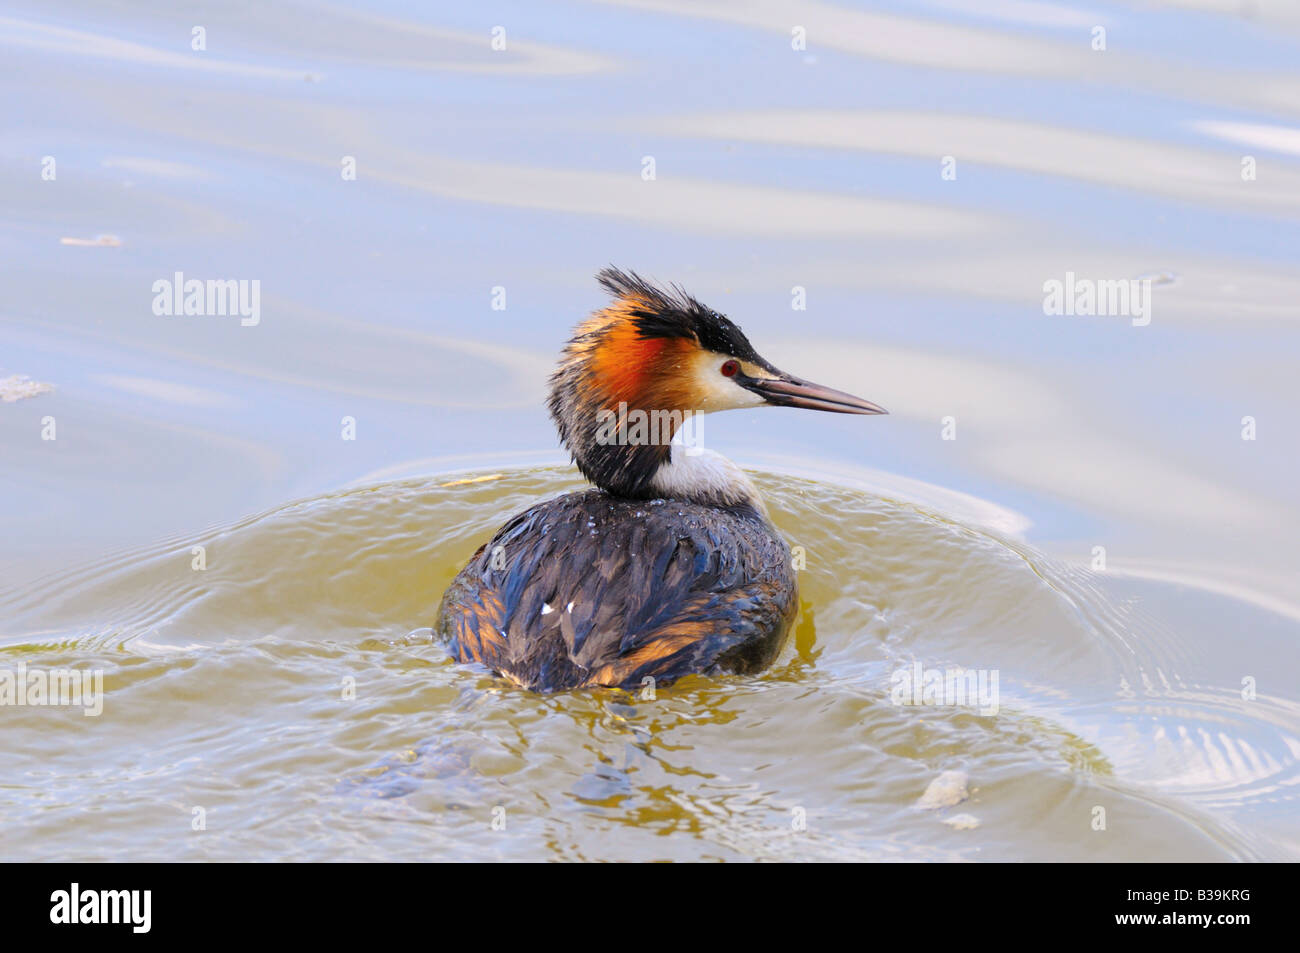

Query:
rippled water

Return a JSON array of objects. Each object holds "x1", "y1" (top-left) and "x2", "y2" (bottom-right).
[
  {"x1": 3, "y1": 1, "x2": 1299, "y2": 860},
  {"x1": 1, "y1": 468, "x2": 1294, "y2": 860}
]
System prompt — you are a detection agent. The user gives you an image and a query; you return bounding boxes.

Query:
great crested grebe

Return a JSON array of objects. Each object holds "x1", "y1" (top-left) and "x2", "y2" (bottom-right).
[{"x1": 436, "y1": 268, "x2": 886, "y2": 692}]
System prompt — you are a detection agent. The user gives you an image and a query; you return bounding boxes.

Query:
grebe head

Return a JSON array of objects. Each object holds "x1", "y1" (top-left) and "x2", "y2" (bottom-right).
[{"x1": 548, "y1": 267, "x2": 887, "y2": 505}]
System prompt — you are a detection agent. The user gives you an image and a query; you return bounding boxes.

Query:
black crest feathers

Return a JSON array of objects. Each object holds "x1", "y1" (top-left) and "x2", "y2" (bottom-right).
[{"x1": 595, "y1": 267, "x2": 763, "y2": 362}]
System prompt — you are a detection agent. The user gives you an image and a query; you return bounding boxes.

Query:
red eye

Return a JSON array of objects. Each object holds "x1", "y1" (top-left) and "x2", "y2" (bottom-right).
[{"x1": 720, "y1": 360, "x2": 739, "y2": 377}]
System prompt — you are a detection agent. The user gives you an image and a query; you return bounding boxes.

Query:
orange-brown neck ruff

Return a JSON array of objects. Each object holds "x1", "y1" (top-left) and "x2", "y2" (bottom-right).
[
  {"x1": 588, "y1": 312, "x2": 696, "y2": 420},
  {"x1": 548, "y1": 299, "x2": 699, "y2": 498}
]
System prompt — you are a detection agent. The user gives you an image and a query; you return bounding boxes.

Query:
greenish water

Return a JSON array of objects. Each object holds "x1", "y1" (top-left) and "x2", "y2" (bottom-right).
[{"x1": 1, "y1": 469, "x2": 1290, "y2": 860}]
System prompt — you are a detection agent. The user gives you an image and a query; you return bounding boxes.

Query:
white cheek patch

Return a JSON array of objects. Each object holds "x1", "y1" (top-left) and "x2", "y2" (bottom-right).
[{"x1": 689, "y1": 350, "x2": 767, "y2": 412}]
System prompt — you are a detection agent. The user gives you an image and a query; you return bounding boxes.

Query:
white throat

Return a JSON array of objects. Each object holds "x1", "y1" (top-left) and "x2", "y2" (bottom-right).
[{"x1": 649, "y1": 445, "x2": 764, "y2": 511}]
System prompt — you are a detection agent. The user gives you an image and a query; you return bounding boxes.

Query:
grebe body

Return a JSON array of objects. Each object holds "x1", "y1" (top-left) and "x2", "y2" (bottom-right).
[{"x1": 438, "y1": 489, "x2": 795, "y2": 691}]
